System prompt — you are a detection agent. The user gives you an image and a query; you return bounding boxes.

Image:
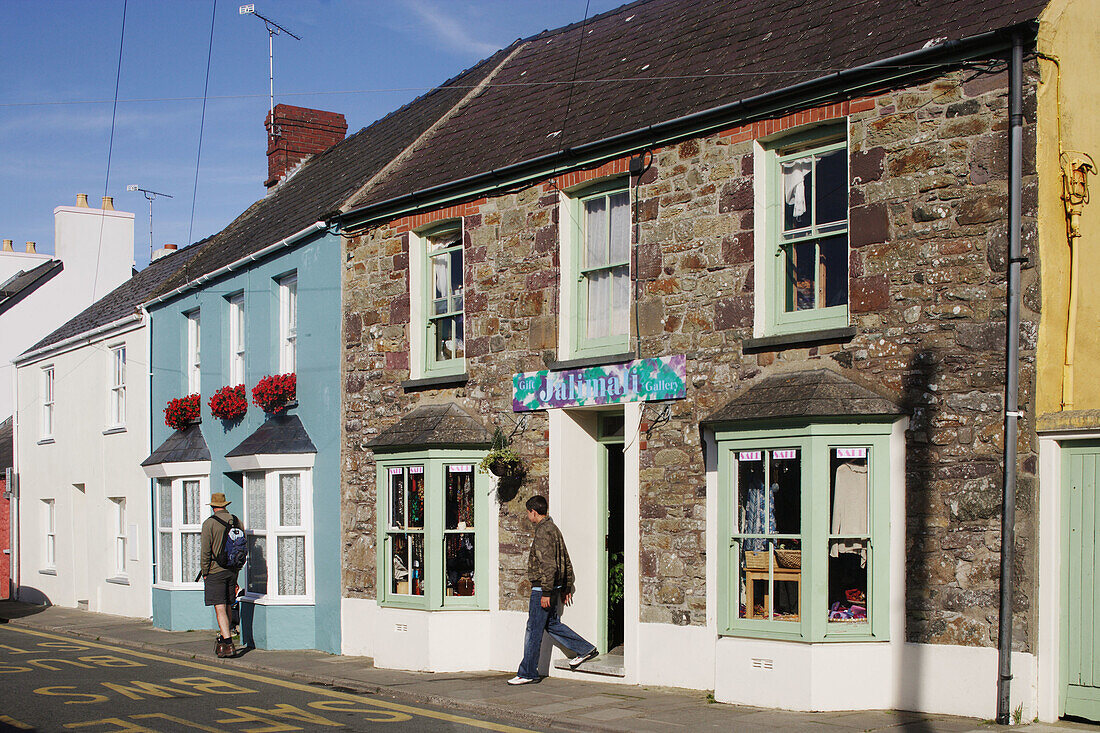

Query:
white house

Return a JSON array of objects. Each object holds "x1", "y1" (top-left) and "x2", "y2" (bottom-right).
[
  {"x1": 1, "y1": 194, "x2": 134, "y2": 421},
  {"x1": 11, "y1": 244, "x2": 192, "y2": 616}
]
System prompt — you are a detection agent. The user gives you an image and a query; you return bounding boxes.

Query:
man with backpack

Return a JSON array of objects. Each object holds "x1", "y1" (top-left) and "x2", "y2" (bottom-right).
[{"x1": 200, "y1": 492, "x2": 247, "y2": 658}]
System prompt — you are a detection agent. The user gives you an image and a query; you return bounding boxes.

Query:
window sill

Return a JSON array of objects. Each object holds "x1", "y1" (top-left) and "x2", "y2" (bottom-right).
[
  {"x1": 742, "y1": 326, "x2": 856, "y2": 353},
  {"x1": 152, "y1": 582, "x2": 203, "y2": 591},
  {"x1": 39, "y1": 568, "x2": 57, "y2": 576},
  {"x1": 241, "y1": 594, "x2": 315, "y2": 606},
  {"x1": 402, "y1": 374, "x2": 468, "y2": 391},
  {"x1": 106, "y1": 575, "x2": 130, "y2": 586},
  {"x1": 103, "y1": 426, "x2": 127, "y2": 436},
  {"x1": 378, "y1": 600, "x2": 487, "y2": 612},
  {"x1": 719, "y1": 627, "x2": 884, "y2": 643},
  {"x1": 37, "y1": 437, "x2": 55, "y2": 445},
  {"x1": 545, "y1": 351, "x2": 635, "y2": 371}
]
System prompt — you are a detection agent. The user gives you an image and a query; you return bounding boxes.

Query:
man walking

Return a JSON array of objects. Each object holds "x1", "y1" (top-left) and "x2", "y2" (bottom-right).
[
  {"x1": 509, "y1": 495, "x2": 598, "y2": 685},
  {"x1": 201, "y1": 492, "x2": 240, "y2": 658}
]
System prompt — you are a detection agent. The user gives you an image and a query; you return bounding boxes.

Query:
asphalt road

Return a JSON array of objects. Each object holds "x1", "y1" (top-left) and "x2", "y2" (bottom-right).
[{"x1": 0, "y1": 626, "x2": 547, "y2": 733}]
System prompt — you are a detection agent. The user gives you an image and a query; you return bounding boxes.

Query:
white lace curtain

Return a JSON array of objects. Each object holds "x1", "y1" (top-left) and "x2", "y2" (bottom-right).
[{"x1": 585, "y1": 192, "x2": 630, "y2": 339}]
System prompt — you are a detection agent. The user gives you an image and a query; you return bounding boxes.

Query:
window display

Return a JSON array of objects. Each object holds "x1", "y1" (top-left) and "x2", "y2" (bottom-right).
[
  {"x1": 388, "y1": 466, "x2": 425, "y2": 596},
  {"x1": 828, "y1": 448, "x2": 869, "y2": 624},
  {"x1": 734, "y1": 449, "x2": 801, "y2": 621},
  {"x1": 444, "y1": 464, "x2": 476, "y2": 596}
]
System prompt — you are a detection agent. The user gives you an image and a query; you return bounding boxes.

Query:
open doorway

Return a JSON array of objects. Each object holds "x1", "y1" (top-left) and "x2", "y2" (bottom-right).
[{"x1": 598, "y1": 412, "x2": 625, "y2": 656}]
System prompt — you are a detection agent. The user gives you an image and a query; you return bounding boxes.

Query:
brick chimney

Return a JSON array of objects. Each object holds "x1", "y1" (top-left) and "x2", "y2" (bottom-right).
[{"x1": 265, "y1": 104, "x2": 347, "y2": 190}]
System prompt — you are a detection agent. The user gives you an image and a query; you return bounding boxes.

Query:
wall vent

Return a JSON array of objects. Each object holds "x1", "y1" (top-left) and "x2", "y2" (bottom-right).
[
  {"x1": 394, "y1": 623, "x2": 408, "y2": 633},
  {"x1": 750, "y1": 657, "x2": 774, "y2": 670}
]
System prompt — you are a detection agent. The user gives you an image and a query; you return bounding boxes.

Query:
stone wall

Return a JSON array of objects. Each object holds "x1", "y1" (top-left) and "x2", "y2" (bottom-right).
[{"x1": 341, "y1": 64, "x2": 1039, "y2": 649}]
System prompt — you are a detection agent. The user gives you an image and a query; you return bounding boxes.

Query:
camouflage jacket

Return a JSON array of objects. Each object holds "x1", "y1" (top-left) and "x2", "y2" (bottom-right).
[{"x1": 527, "y1": 517, "x2": 575, "y2": 597}]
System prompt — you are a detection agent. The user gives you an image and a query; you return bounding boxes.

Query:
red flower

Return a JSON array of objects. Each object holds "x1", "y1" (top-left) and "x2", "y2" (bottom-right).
[
  {"x1": 164, "y1": 393, "x2": 201, "y2": 431},
  {"x1": 209, "y1": 384, "x2": 248, "y2": 421},
  {"x1": 252, "y1": 373, "x2": 296, "y2": 413}
]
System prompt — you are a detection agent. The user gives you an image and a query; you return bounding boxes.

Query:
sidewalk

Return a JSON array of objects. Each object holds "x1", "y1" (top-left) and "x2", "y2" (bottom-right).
[{"x1": 0, "y1": 601, "x2": 1083, "y2": 733}]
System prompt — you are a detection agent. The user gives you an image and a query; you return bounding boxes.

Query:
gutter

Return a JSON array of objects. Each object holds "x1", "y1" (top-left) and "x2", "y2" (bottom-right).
[
  {"x1": 13, "y1": 312, "x2": 144, "y2": 366},
  {"x1": 142, "y1": 221, "x2": 327, "y2": 309},
  {"x1": 340, "y1": 22, "x2": 1037, "y2": 231}
]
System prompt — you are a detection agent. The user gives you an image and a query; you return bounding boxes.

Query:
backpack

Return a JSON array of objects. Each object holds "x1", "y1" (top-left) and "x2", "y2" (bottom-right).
[{"x1": 213, "y1": 514, "x2": 248, "y2": 570}]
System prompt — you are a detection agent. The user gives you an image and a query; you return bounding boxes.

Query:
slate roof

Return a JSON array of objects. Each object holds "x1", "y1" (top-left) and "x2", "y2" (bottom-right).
[
  {"x1": 142, "y1": 424, "x2": 211, "y2": 467},
  {"x1": 0, "y1": 260, "x2": 63, "y2": 317},
  {"x1": 24, "y1": 242, "x2": 205, "y2": 355},
  {"x1": 367, "y1": 403, "x2": 494, "y2": 450},
  {"x1": 348, "y1": 0, "x2": 1047, "y2": 210},
  {"x1": 226, "y1": 413, "x2": 317, "y2": 458},
  {"x1": 0, "y1": 416, "x2": 12, "y2": 472},
  {"x1": 702, "y1": 369, "x2": 902, "y2": 424},
  {"x1": 150, "y1": 49, "x2": 512, "y2": 299}
]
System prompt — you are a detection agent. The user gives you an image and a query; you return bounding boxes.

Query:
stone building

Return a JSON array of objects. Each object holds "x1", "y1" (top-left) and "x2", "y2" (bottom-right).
[{"x1": 331, "y1": 0, "x2": 1093, "y2": 722}]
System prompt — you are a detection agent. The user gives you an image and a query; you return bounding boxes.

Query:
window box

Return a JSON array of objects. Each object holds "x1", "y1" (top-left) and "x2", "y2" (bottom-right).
[{"x1": 375, "y1": 450, "x2": 487, "y2": 610}]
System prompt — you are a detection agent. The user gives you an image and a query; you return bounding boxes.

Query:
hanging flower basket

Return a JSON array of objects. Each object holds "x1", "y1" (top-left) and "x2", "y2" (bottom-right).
[
  {"x1": 209, "y1": 384, "x2": 247, "y2": 421},
  {"x1": 164, "y1": 394, "x2": 201, "y2": 431},
  {"x1": 478, "y1": 428, "x2": 525, "y2": 480},
  {"x1": 252, "y1": 373, "x2": 296, "y2": 414}
]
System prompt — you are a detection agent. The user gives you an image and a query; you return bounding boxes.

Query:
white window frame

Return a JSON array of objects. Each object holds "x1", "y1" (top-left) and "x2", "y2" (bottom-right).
[
  {"x1": 110, "y1": 497, "x2": 127, "y2": 578},
  {"x1": 43, "y1": 499, "x2": 56, "y2": 570},
  {"x1": 754, "y1": 123, "x2": 850, "y2": 337},
  {"x1": 186, "y1": 310, "x2": 201, "y2": 394},
  {"x1": 242, "y1": 468, "x2": 314, "y2": 604},
  {"x1": 279, "y1": 273, "x2": 298, "y2": 374},
  {"x1": 108, "y1": 345, "x2": 126, "y2": 428},
  {"x1": 153, "y1": 475, "x2": 210, "y2": 589},
  {"x1": 41, "y1": 366, "x2": 55, "y2": 439},
  {"x1": 558, "y1": 182, "x2": 632, "y2": 360},
  {"x1": 228, "y1": 293, "x2": 246, "y2": 385}
]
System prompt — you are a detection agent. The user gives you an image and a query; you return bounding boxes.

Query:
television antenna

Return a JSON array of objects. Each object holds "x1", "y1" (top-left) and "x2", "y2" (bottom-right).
[
  {"x1": 126, "y1": 185, "x2": 173, "y2": 262},
  {"x1": 239, "y1": 4, "x2": 301, "y2": 140}
]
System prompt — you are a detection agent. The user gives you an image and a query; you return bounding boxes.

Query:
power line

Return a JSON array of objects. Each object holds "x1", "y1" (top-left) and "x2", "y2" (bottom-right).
[
  {"x1": 188, "y1": 0, "x2": 218, "y2": 249},
  {"x1": 0, "y1": 63, "x2": 990, "y2": 108}
]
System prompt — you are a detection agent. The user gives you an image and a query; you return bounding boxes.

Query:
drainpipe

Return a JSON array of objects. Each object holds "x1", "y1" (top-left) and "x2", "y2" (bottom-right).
[
  {"x1": 142, "y1": 305, "x2": 157, "y2": 596},
  {"x1": 996, "y1": 32, "x2": 1024, "y2": 726}
]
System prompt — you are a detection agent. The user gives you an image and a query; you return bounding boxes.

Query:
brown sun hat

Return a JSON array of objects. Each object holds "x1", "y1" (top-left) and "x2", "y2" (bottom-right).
[{"x1": 209, "y1": 492, "x2": 231, "y2": 508}]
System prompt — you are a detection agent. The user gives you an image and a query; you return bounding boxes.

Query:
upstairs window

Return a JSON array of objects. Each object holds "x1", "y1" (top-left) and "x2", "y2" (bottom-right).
[
  {"x1": 186, "y1": 310, "x2": 201, "y2": 394},
  {"x1": 761, "y1": 127, "x2": 849, "y2": 335},
  {"x1": 426, "y1": 223, "x2": 464, "y2": 372},
  {"x1": 41, "y1": 366, "x2": 55, "y2": 439},
  {"x1": 561, "y1": 183, "x2": 631, "y2": 359},
  {"x1": 228, "y1": 293, "x2": 245, "y2": 385},
  {"x1": 279, "y1": 273, "x2": 298, "y2": 374},
  {"x1": 108, "y1": 345, "x2": 126, "y2": 428}
]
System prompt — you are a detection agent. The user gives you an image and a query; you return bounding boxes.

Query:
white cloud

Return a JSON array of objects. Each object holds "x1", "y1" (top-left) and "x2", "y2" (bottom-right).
[{"x1": 404, "y1": 1, "x2": 501, "y2": 57}]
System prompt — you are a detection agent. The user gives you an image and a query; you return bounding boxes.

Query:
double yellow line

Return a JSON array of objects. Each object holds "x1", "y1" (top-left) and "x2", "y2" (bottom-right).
[{"x1": 4, "y1": 626, "x2": 536, "y2": 733}]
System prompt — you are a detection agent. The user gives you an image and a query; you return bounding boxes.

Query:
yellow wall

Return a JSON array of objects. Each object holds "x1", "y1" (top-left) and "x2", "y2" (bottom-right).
[{"x1": 1036, "y1": 0, "x2": 1100, "y2": 422}]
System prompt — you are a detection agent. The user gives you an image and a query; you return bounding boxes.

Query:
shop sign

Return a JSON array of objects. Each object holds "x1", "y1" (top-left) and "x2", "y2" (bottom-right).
[{"x1": 512, "y1": 355, "x2": 686, "y2": 412}]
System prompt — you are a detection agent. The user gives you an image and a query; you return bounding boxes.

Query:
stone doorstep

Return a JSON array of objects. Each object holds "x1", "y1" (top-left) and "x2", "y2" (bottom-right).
[{"x1": 554, "y1": 653, "x2": 626, "y2": 677}]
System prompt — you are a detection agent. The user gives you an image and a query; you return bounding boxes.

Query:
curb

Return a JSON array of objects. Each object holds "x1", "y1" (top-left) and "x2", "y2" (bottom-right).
[{"x1": 5, "y1": 615, "x2": 612, "y2": 733}]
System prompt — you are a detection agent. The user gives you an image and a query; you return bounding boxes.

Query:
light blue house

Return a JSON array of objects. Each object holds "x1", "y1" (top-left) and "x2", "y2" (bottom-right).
[
  {"x1": 138, "y1": 99, "x2": 478, "y2": 652},
  {"x1": 143, "y1": 219, "x2": 342, "y2": 652}
]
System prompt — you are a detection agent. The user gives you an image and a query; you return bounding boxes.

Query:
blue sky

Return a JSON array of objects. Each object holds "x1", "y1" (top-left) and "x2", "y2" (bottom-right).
[{"x1": 1, "y1": 0, "x2": 625, "y2": 269}]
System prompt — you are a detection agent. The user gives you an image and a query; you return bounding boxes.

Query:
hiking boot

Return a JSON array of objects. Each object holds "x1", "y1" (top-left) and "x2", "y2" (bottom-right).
[
  {"x1": 221, "y1": 638, "x2": 236, "y2": 658},
  {"x1": 214, "y1": 637, "x2": 227, "y2": 657}
]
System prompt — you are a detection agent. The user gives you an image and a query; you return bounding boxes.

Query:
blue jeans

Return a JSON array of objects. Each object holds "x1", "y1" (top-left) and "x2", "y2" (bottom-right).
[{"x1": 517, "y1": 589, "x2": 595, "y2": 679}]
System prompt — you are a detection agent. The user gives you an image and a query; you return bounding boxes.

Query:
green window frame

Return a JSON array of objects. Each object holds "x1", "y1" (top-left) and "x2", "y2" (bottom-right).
[
  {"x1": 421, "y1": 222, "x2": 465, "y2": 377},
  {"x1": 764, "y1": 127, "x2": 850, "y2": 335},
  {"x1": 375, "y1": 450, "x2": 487, "y2": 610},
  {"x1": 715, "y1": 420, "x2": 891, "y2": 641},
  {"x1": 567, "y1": 183, "x2": 631, "y2": 358}
]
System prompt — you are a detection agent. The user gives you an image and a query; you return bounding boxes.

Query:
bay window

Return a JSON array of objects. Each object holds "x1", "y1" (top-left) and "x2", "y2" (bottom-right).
[
  {"x1": 376, "y1": 451, "x2": 485, "y2": 609},
  {"x1": 243, "y1": 470, "x2": 312, "y2": 601},
  {"x1": 155, "y1": 476, "x2": 209, "y2": 586},
  {"x1": 717, "y1": 422, "x2": 890, "y2": 640}
]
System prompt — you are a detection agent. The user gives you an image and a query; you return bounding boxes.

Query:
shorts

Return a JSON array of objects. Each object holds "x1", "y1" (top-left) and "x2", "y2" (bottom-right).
[{"x1": 204, "y1": 570, "x2": 238, "y2": 607}]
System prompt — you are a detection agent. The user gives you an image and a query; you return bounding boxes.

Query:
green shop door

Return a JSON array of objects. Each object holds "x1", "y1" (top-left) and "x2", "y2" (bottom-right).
[{"x1": 1062, "y1": 442, "x2": 1100, "y2": 720}]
